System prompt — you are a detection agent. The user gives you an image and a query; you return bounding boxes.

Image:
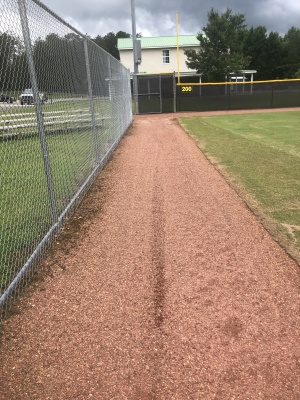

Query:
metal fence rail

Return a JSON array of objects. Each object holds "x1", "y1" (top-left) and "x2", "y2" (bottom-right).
[{"x1": 0, "y1": 0, "x2": 132, "y2": 320}]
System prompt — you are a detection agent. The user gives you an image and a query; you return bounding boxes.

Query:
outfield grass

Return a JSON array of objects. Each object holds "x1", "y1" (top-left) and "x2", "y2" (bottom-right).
[{"x1": 180, "y1": 111, "x2": 300, "y2": 258}]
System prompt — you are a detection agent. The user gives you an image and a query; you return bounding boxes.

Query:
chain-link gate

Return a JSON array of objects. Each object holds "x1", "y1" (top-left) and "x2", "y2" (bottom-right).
[
  {"x1": 136, "y1": 74, "x2": 162, "y2": 114},
  {"x1": 135, "y1": 73, "x2": 176, "y2": 114}
]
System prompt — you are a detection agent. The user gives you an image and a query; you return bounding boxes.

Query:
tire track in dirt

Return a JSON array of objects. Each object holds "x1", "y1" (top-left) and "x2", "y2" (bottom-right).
[{"x1": 152, "y1": 153, "x2": 166, "y2": 329}]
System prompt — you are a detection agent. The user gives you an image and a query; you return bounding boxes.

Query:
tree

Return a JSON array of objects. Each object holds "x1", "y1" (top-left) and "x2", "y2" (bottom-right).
[
  {"x1": 185, "y1": 8, "x2": 250, "y2": 82},
  {"x1": 243, "y1": 27, "x2": 286, "y2": 80},
  {"x1": 92, "y1": 31, "x2": 131, "y2": 60},
  {"x1": 33, "y1": 33, "x2": 86, "y2": 94},
  {"x1": 283, "y1": 27, "x2": 300, "y2": 78},
  {"x1": 264, "y1": 32, "x2": 286, "y2": 79},
  {"x1": 243, "y1": 26, "x2": 268, "y2": 80},
  {"x1": 0, "y1": 32, "x2": 29, "y2": 90}
]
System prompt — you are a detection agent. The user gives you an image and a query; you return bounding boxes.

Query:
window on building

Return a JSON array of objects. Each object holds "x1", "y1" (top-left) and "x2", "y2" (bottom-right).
[{"x1": 162, "y1": 49, "x2": 170, "y2": 64}]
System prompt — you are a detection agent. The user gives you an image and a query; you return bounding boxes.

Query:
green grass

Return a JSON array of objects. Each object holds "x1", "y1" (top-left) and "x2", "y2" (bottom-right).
[
  {"x1": 0, "y1": 131, "x2": 96, "y2": 286},
  {"x1": 0, "y1": 98, "x2": 114, "y2": 291},
  {"x1": 180, "y1": 111, "x2": 300, "y2": 258}
]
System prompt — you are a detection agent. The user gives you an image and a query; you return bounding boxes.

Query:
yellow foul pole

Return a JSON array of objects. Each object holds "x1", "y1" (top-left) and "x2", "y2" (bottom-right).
[{"x1": 176, "y1": 11, "x2": 180, "y2": 85}]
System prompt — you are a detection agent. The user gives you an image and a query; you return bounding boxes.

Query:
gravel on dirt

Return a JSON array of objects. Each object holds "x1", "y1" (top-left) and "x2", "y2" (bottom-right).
[{"x1": 1, "y1": 111, "x2": 300, "y2": 399}]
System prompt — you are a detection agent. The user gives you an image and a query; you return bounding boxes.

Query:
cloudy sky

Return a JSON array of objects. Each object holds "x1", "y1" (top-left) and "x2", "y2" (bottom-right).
[{"x1": 41, "y1": 0, "x2": 300, "y2": 38}]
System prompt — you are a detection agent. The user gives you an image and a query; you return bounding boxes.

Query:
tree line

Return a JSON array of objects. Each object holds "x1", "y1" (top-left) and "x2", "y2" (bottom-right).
[
  {"x1": 0, "y1": 32, "x2": 86, "y2": 93},
  {"x1": 0, "y1": 30, "x2": 136, "y2": 93},
  {"x1": 185, "y1": 8, "x2": 300, "y2": 82},
  {"x1": 1, "y1": 8, "x2": 300, "y2": 92}
]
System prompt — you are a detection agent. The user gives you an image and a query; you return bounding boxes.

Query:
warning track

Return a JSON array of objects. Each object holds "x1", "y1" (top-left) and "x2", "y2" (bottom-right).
[{"x1": 1, "y1": 112, "x2": 300, "y2": 399}]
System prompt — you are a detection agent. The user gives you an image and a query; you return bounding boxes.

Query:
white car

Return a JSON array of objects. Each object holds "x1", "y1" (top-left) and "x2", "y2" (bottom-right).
[{"x1": 20, "y1": 89, "x2": 47, "y2": 105}]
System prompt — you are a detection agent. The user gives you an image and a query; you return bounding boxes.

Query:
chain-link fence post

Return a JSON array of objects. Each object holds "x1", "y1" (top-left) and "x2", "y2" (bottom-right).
[
  {"x1": 173, "y1": 71, "x2": 177, "y2": 113},
  {"x1": 108, "y1": 57, "x2": 117, "y2": 142},
  {"x1": 18, "y1": 0, "x2": 57, "y2": 224},
  {"x1": 84, "y1": 36, "x2": 100, "y2": 164}
]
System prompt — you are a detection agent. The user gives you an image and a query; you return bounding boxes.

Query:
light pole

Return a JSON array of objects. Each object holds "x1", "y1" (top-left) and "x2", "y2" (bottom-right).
[{"x1": 131, "y1": 0, "x2": 139, "y2": 75}]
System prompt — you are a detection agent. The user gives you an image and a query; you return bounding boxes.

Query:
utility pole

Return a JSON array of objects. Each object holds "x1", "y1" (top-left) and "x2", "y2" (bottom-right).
[{"x1": 130, "y1": 0, "x2": 139, "y2": 114}]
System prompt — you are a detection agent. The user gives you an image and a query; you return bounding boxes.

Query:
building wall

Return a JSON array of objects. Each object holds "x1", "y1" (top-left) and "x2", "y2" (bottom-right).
[{"x1": 119, "y1": 46, "x2": 199, "y2": 74}]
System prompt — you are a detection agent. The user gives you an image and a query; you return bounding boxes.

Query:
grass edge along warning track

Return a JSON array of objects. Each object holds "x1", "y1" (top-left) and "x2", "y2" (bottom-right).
[{"x1": 179, "y1": 111, "x2": 300, "y2": 265}]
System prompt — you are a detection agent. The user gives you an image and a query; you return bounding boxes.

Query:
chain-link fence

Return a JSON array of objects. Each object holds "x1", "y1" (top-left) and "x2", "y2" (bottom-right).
[{"x1": 0, "y1": 0, "x2": 132, "y2": 320}]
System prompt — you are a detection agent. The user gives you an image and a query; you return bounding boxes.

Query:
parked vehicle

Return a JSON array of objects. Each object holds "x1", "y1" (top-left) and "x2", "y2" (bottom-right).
[
  {"x1": 20, "y1": 89, "x2": 47, "y2": 105},
  {"x1": 0, "y1": 93, "x2": 16, "y2": 103}
]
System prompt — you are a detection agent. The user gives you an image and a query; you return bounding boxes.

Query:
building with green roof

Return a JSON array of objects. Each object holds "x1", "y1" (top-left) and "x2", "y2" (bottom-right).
[{"x1": 117, "y1": 35, "x2": 200, "y2": 76}]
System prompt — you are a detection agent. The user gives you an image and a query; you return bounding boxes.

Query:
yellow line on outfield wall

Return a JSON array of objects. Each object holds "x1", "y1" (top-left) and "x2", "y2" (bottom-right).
[{"x1": 177, "y1": 78, "x2": 300, "y2": 86}]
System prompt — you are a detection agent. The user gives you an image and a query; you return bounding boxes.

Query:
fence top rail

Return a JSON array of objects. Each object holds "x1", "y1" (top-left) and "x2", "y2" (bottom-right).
[{"x1": 177, "y1": 78, "x2": 300, "y2": 86}]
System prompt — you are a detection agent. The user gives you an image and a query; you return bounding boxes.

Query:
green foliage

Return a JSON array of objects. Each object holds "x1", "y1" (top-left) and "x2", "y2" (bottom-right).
[
  {"x1": 283, "y1": 27, "x2": 300, "y2": 78},
  {"x1": 0, "y1": 29, "x2": 132, "y2": 95},
  {"x1": 0, "y1": 32, "x2": 30, "y2": 91},
  {"x1": 186, "y1": 9, "x2": 300, "y2": 81},
  {"x1": 92, "y1": 31, "x2": 131, "y2": 60},
  {"x1": 243, "y1": 28, "x2": 287, "y2": 80},
  {"x1": 243, "y1": 27, "x2": 264, "y2": 79},
  {"x1": 185, "y1": 8, "x2": 251, "y2": 82},
  {"x1": 264, "y1": 32, "x2": 286, "y2": 79},
  {"x1": 33, "y1": 33, "x2": 87, "y2": 94}
]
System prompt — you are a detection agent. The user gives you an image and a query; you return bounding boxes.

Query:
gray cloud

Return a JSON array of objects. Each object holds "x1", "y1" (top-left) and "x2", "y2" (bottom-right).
[{"x1": 42, "y1": 0, "x2": 300, "y2": 37}]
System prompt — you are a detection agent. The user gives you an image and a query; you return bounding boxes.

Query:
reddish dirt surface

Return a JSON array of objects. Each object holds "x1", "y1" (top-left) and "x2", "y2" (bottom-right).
[{"x1": 1, "y1": 110, "x2": 300, "y2": 399}]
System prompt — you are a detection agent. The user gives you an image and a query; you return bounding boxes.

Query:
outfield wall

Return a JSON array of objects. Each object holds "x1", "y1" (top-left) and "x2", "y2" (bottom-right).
[
  {"x1": 176, "y1": 79, "x2": 300, "y2": 112},
  {"x1": 135, "y1": 74, "x2": 300, "y2": 114}
]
